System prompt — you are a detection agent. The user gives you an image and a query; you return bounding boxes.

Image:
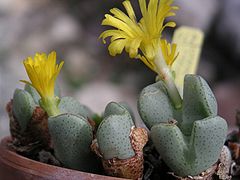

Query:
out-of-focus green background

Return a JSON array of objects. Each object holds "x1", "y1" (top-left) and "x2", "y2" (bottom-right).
[{"x1": 0, "y1": 0, "x2": 240, "y2": 137}]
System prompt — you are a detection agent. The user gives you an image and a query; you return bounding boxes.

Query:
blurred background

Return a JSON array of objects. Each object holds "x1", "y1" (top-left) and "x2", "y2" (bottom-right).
[{"x1": 0, "y1": 0, "x2": 240, "y2": 138}]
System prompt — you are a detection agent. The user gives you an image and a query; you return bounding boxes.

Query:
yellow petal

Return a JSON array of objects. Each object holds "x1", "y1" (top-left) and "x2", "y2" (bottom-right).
[
  {"x1": 122, "y1": 0, "x2": 136, "y2": 22},
  {"x1": 110, "y1": 8, "x2": 142, "y2": 36},
  {"x1": 136, "y1": 54, "x2": 156, "y2": 72},
  {"x1": 100, "y1": 0, "x2": 179, "y2": 73},
  {"x1": 22, "y1": 51, "x2": 64, "y2": 99},
  {"x1": 160, "y1": 0, "x2": 173, "y2": 5},
  {"x1": 160, "y1": 21, "x2": 176, "y2": 34},
  {"x1": 100, "y1": 30, "x2": 128, "y2": 44},
  {"x1": 108, "y1": 39, "x2": 127, "y2": 56},
  {"x1": 129, "y1": 38, "x2": 142, "y2": 58},
  {"x1": 139, "y1": 0, "x2": 147, "y2": 18},
  {"x1": 102, "y1": 14, "x2": 135, "y2": 37}
]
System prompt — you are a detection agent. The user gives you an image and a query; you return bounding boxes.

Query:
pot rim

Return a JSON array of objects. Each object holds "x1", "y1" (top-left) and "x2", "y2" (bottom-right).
[{"x1": 0, "y1": 136, "x2": 126, "y2": 180}]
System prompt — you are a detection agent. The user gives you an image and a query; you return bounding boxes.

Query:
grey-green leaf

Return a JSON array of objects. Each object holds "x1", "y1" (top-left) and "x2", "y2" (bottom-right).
[
  {"x1": 103, "y1": 101, "x2": 132, "y2": 119},
  {"x1": 151, "y1": 116, "x2": 227, "y2": 177},
  {"x1": 59, "y1": 96, "x2": 93, "y2": 119},
  {"x1": 118, "y1": 102, "x2": 135, "y2": 120},
  {"x1": 24, "y1": 84, "x2": 41, "y2": 105},
  {"x1": 138, "y1": 81, "x2": 176, "y2": 129},
  {"x1": 97, "y1": 102, "x2": 135, "y2": 160},
  {"x1": 181, "y1": 75, "x2": 217, "y2": 135},
  {"x1": 97, "y1": 115, "x2": 135, "y2": 160},
  {"x1": 48, "y1": 113, "x2": 99, "y2": 172},
  {"x1": 12, "y1": 89, "x2": 36, "y2": 132}
]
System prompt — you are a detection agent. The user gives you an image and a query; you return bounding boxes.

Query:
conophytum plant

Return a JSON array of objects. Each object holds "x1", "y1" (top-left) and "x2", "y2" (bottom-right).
[
  {"x1": 100, "y1": 0, "x2": 228, "y2": 177},
  {"x1": 9, "y1": 0, "x2": 229, "y2": 178},
  {"x1": 18, "y1": 51, "x2": 101, "y2": 172}
]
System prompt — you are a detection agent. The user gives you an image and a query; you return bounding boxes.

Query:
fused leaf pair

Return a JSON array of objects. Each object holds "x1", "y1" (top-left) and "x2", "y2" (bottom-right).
[
  {"x1": 11, "y1": 84, "x2": 99, "y2": 172},
  {"x1": 7, "y1": 84, "x2": 61, "y2": 153},
  {"x1": 49, "y1": 100, "x2": 148, "y2": 178},
  {"x1": 92, "y1": 102, "x2": 148, "y2": 179},
  {"x1": 12, "y1": 84, "x2": 60, "y2": 132},
  {"x1": 138, "y1": 74, "x2": 228, "y2": 177},
  {"x1": 47, "y1": 96, "x2": 100, "y2": 172}
]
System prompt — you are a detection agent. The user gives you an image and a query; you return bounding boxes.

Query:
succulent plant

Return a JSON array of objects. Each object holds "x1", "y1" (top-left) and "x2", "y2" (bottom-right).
[
  {"x1": 47, "y1": 95, "x2": 101, "y2": 172},
  {"x1": 58, "y1": 96, "x2": 93, "y2": 119},
  {"x1": 13, "y1": 84, "x2": 62, "y2": 132},
  {"x1": 92, "y1": 102, "x2": 148, "y2": 179},
  {"x1": 48, "y1": 113, "x2": 100, "y2": 172},
  {"x1": 12, "y1": 89, "x2": 36, "y2": 132},
  {"x1": 138, "y1": 74, "x2": 228, "y2": 177},
  {"x1": 118, "y1": 101, "x2": 135, "y2": 120},
  {"x1": 24, "y1": 83, "x2": 61, "y2": 105},
  {"x1": 7, "y1": 88, "x2": 50, "y2": 153},
  {"x1": 138, "y1": 81, "x2": 180, "y2": 129},
  {"x1": 24, "y1": 84, "x2": 41, "y2": 105},
  {"x1": 98, "y1": 102, "x2": 135, "y2": 159}
]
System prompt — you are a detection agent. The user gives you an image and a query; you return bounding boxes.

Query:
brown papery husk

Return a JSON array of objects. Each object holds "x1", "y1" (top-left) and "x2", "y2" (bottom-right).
[
  {"x1": 6, "y1": 100, "x2": 51, "y2": 156},
  {"x1": 169, "y1": 163, "x2": 221, "y2": 180},
  {"x1": 92, "y1": 127, "x2": 148, "y2": 180}
]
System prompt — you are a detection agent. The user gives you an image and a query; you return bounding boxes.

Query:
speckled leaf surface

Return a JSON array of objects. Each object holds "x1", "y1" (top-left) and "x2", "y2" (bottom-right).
[
  {"x1": 12, "y1": 89, "x2": 35, "y2": 131},
  {"x1": 139, "y1": 74, "x2": 228, "y2": 176},
  {"x1": 181, "y1": 75, "x2": 218, "y2": 135},
  {"x1": 24, "y1": 84, "x2": 41, "y2": 105},
  {"x1": 59, "y1": 96, "x2": 93, "y2": 119},
  {"x1": 48, "y1": 113, "x2": 98, "y2": 172},
  {"x1": 138, "y1": 81, "x2": 176, "y2": 129},
  {"x1": 151, "y1": 116, "x2": 227, "y2": 177},
  {"x1": 97, "y1": 102, "x2": 135, "y2": 160}
]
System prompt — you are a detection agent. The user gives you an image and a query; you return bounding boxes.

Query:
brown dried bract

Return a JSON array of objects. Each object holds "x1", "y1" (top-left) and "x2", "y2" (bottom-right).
[
  {"x1": 169, "y1": 163, "x2": 218, "y2": 180},
  {"x1": 88, "y1": 118, "x2": 97, "y2": 138},
  {"x1": 129, "y1": 126, "x2": 148, "y2": 153},
  {"x1": 6, "y1": 100, "x2": 51, "y2": 154},
  {"x1": 228, "y1": 142, "x2": 240, "y2": 160}
]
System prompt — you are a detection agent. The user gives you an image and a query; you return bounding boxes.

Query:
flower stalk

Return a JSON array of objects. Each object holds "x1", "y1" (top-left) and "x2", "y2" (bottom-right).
[
  {"x1": 39, "y1": 96, "x2": 60, "y2": 117},
  {"x1": 154, "y1": 51, "x2": 182, "y2": 109}
]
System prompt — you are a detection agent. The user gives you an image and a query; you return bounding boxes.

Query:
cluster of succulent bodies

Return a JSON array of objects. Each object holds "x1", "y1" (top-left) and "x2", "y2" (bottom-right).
[{"x1": 6, "y1": 0, "x2": 231, "y2": 179}]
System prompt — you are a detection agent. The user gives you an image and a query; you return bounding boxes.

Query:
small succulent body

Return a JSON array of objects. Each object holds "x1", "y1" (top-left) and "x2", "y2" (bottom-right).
[
  {"x1": 138, "y1": 74, "x2": 228, "y2": 177},
  {"x1": 48, "y1": 96, "x2": 101, "y2": 173},
  {"x1": 7, "y1": 87, "x2": 51, "y2": 154},
  {"x1": 92, "y1": 102, "x2": 148, "y2": 179},
  {"x1": 6, "y1": 51, "x2": 64, "y2": 154},
  {"x1": 58, "y1": 96, "x2": 93, "y2": 119}
]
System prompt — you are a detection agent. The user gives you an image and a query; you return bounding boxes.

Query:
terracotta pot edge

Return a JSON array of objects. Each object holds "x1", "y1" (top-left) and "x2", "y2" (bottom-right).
[{"x1": 0, "y1": 136, "x2": 127, "y2": 180}]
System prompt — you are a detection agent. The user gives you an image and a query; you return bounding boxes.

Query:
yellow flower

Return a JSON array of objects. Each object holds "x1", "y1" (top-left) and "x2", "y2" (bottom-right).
[
  {"x1": 22, "y1": 51, "x2": 64, "y2": 99},
  {"x1": 100, "y1": 0, "x2": 179, "y2": 72}
]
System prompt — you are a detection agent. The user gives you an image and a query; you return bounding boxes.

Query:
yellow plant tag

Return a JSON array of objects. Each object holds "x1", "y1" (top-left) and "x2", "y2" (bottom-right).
[{"x1": 171, "y1": 26, "x2": 204, "y2": 96}]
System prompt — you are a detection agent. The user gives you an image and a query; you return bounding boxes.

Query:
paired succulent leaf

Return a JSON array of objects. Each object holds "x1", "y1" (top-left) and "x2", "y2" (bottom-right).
[
  {"x1": 48, "y1": 113, "x2": 100, "y2": 172},
  {"x1": 151, "y1": 116, "x2": 227, "y2": 176},
  {"x1": 24, "y1": 84, "x2": 41, "y2": 105},
  {"x1": 180, "y1": 75, "x2": 217, "y2": 135},
  {"x1": 138, "y1": 81, "x2": 181, "y2": 129},
  {"x1": 139, "y1": 74, "x2": 228, "y2": 177},
  {"x1": 118, "y1": 102, "x2": 135, "y2": 120},
  {"x1": 12, "y1": 84, "x2": 62, "y2": 132},
  {"x1": 97, "y1": 102, "x2": 135, "y2": 160},
  {"x1": 12, "y1": 89, "x2": 36, "y2": 132},
  {"x1": 58, "y1": 96, "x2": 93, "y2": 119}
]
